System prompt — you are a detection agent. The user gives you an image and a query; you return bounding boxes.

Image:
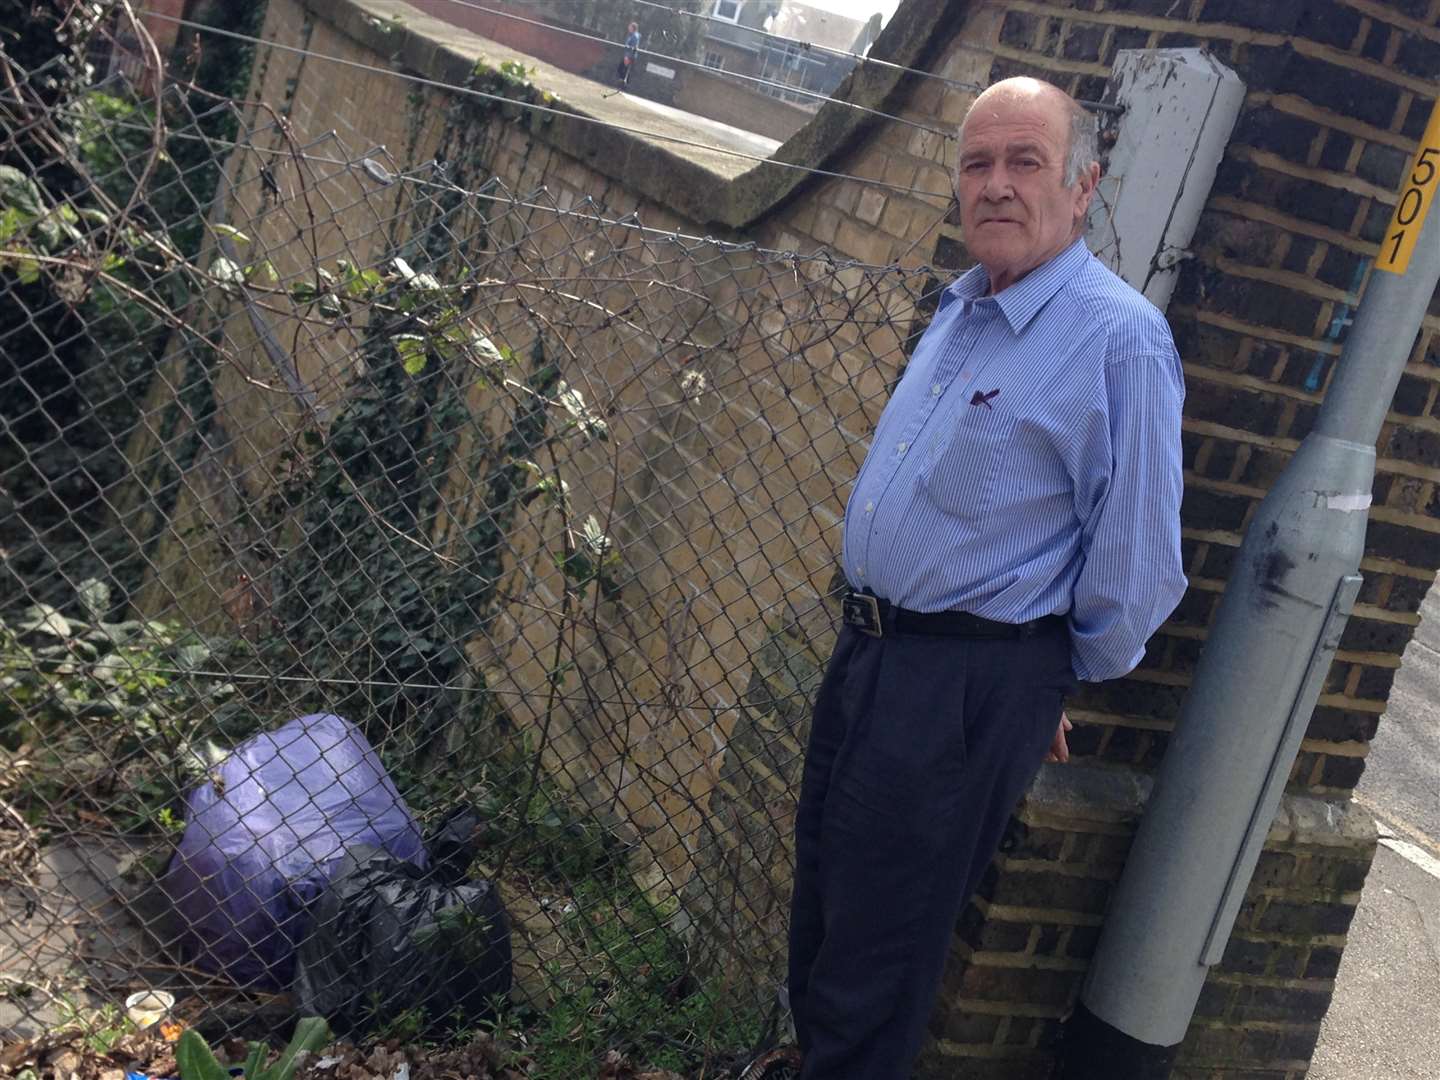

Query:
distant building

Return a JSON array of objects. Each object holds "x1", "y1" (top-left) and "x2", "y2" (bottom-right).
[
  {"x1": 94, "y1": 0, "x2": 196, "y2": 93},
  {"x1": 413, "y1": 0, "x2": 887, "y2": 140},
  {"x1": 408, "y1": 0, "x2": 708, "y2": 82},
  {"x1": 702, "y1": 0, "x2": 884, "y2": 112}
]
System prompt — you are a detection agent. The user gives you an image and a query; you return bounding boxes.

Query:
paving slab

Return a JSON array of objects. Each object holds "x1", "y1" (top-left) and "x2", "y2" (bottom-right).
[
  {"x1": 0, "y1": 839, "x2": 153, "y2": 1040},
  {"x1": 1311, "y1": 579, "x2": 1440, "y2": 1078},
  {"x1": 1309, "y1": 843, "x2": 1440, "y2": 1080}
]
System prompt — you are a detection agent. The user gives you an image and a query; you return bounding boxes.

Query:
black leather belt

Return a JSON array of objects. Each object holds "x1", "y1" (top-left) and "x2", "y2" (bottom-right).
[{"x1": 841, "y1": 591, "x2": 1063, "y2": 640}]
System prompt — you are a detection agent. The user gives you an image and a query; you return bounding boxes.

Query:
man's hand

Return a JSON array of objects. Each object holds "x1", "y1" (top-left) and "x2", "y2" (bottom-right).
[{"x1": 1044, "y1": 711, "x2": 1073, "y2": 763}]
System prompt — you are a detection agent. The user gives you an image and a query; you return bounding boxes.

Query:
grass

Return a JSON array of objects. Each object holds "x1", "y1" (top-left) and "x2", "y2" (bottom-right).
[
  {"x1": 3, "y1": 634, "x2": 769, "y2": 1076},
  {"x1": 521, "y1": 876, "x2": 765, "y2": 1075},
  {"x1": 384, "y1": 729, "x2": 769, "y2": 1076}
]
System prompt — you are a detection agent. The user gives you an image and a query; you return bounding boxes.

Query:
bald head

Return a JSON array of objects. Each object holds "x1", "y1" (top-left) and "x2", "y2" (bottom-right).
[
  {"x1": 952, "y1": 76, "x2": 1101, "y2": 292},
  {"x1": 962, "y1": 78, "x2": 1097, "y2": 187}
]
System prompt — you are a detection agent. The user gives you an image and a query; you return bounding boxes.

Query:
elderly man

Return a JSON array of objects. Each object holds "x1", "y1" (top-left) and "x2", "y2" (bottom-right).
[{"x1": 784, "y1": 77, "x2": 1187, "y2": 1078}]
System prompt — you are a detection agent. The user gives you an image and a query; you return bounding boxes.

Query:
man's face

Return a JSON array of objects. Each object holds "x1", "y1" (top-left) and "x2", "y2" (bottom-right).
[{"x1": 955, "y1": 92, "x2": 1096, "y2": 292}]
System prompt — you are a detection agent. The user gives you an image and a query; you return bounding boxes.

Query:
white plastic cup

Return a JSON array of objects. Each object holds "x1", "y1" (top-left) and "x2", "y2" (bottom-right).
[{"x1": 124, "y1": 990, "x2": 175, "y2": 1029}]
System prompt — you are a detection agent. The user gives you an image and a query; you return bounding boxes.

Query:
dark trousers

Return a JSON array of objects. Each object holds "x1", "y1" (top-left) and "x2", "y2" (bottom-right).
[{"x1": 787, "y1": 621, "x2": 1073, "y2": 1079}]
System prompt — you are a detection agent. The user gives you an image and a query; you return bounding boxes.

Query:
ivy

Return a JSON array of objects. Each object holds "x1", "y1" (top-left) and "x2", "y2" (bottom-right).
[
  {"x1": 263, "y1": 303, "x2": 563, "y2": 763},
  {"x1": 0, "y1": 578, "x2": 242, "y2": 834},
  {"x1": 0, "y1": 2, "x2": 271, "y2": 619}
]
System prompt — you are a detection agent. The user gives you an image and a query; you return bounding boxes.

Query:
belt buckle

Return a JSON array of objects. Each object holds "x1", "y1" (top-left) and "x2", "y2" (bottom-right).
[{"x1": 842, "y1": 592, "x2": 883, "y2": 637}]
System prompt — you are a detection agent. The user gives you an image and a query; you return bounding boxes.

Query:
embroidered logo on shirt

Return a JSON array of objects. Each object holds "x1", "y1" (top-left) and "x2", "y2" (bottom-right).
[{"x1": 969, "y1": 388, "x2": 1000, "y2": 410}]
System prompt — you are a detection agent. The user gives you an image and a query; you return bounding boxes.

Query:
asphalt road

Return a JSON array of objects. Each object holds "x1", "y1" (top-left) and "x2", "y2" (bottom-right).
[
  {"x1": 1310, "y1": 580, "x2": 1440, "y2": 1078},
  {"x1": 1357, "y1": 585, "x2": 1440, "y2": 849}
]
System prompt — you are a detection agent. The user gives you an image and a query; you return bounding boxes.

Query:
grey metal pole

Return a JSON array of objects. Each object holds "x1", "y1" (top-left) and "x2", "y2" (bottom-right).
[{"x1": 1057, "y1": 100, "x2": 1440, "y2": 1077}]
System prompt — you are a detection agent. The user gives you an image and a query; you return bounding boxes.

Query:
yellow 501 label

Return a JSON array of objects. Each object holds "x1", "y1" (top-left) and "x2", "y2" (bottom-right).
[{"x1": 1377, "y1": 98, "x2": 1440, "y2": 275}]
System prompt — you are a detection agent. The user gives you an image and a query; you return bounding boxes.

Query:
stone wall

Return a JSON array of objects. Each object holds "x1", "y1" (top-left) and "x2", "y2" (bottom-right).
[
  {"x1": 123, "y1": 0, "x2": 1440, "y2": 1075},
  {"x1": 671, "y1": 64, "x2": 816, "y2": 142},
  {"x1": 410, "y1": 0, "x2": 816, "y2": 137}
]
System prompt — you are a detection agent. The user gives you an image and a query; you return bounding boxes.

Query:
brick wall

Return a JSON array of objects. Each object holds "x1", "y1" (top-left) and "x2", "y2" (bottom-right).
[
  {"x1": 124, "y1": 0, "x2": 1440, "y2": 1075},
  {"x1": 739, "y1": 1, "x2": 1436, "y2": 1075},
  {"x1": 138, "y1": 0, "x2": 190, "y2": 57},
  {"x1": 406, "y1": 0, "x2": 609, "y2": 79},
  {"x1": 679, "y1": 1, "x2": 1440, "y2": 1074},
  {"x1": 671, "y1": 64, "x2": 816, "y2": 142}
]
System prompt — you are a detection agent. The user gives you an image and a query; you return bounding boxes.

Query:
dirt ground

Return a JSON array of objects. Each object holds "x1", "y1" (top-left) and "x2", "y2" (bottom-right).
[{"x1": 0, "y1": 1028, "x2": 691, "y2": 1080}]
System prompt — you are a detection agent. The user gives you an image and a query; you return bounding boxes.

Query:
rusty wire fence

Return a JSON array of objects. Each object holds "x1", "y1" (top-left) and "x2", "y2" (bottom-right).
[{"x1": 0, "y1": 42, "x2": 934, "y2": 1076}]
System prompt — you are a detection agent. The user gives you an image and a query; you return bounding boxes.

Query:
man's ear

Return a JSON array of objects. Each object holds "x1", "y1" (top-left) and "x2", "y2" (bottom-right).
[{"x1": 1074, "y1": 160, "x2": 1101, "y2": 222}]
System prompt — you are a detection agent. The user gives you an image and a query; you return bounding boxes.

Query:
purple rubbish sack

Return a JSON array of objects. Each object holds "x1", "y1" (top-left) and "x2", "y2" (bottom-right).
[{"x1": 163, "y1": 713, "x2": 425, "y2": 988}]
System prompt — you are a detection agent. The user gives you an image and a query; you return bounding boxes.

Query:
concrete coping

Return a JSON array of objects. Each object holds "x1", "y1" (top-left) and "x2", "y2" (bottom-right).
[
  {"x1": 1023, "y1": 761, "x2": 1378, "y2": 850},
  {"x1": 298, "y1": 0, "x2": 971, "y2": 231}
]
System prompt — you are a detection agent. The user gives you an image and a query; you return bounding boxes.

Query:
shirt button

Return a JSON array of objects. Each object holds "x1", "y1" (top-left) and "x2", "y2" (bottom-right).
[
  {"x1": 864, "y1": 500, "x2": 874, "y2": 513},
  {"x1": 931, "y1": 383, "x2": 942, "y2": 396},
  {"x1": 855, "y1": 565, "x2": 864, "y2": 577},
  {"x1": 897, "y1": 442, "x2": 908, "y2": 454}
]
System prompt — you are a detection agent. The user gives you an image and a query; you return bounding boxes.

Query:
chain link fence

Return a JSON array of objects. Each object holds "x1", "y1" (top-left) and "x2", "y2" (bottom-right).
[{"x1": 1, "y1": 30, "x2": 934, "y2": 1077}]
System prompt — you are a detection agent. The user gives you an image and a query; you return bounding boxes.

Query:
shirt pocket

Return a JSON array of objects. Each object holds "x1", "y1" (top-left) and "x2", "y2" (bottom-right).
[{"x1": 918, "y1": 406, "x2": 1017, "y2": 521}]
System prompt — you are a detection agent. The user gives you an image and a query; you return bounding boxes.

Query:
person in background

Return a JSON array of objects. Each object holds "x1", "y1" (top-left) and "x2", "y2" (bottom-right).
[
  {"x1": 617, "y1": 21, "x2": 641, "y2": 88},
  {"x1": 783, "y1": 76, "x2": 1188, "y2": 1079}
]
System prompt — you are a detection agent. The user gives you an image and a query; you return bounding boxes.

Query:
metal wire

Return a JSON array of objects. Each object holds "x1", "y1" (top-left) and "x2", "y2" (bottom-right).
[
  {"x1": 62, "y1": 113, "x2": 945, "y2": 268},
  {"x1": 512, "y1": 0, "x2": 1126, "y2": 113},
  {"x1": 0, "y1": 652, "x2": 824, "y2": 707},
  {"x1": 138, "y1": 9, "x2": 961, "y2": 201},
  {"x1": 417, "y1": 0, "x2": 960, "y2": 139},
  {"x1": 0, "y1": 45, "x2": 931, "y2": 1071}
]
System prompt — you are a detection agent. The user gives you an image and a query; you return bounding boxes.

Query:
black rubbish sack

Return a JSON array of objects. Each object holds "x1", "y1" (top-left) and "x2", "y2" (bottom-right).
[
  {"x1": 293, "y1": 844, "x2": 512, "y2": 1036},
  {"x1": 424, "y1": 805, "x2": 487, "y2": 887},
  {"x1": 163, "y1": 713, "x2": 426, "y2": 988}
]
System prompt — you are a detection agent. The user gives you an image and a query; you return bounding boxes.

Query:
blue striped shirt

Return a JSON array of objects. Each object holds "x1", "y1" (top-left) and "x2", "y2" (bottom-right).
[{"x1": 842, "y1": 238, "x2": 1187, "y2": 682}]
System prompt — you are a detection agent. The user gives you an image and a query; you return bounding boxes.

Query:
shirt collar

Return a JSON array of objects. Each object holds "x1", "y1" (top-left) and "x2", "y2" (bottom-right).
[{"x1": 942, "y1": 238, "x2": 1092, "y2": 334}]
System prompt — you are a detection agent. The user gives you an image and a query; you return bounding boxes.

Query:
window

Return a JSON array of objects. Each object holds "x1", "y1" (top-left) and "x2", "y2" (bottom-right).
[
  {"x1": 759, "y1": 41, "x2": 810, "y2": 104},
  {"x1": 712, "y1": 0, "x2": 743, "y2": 23},
  {"x1": 703, "y1": 51, "x2": 727, "y2": 70}
]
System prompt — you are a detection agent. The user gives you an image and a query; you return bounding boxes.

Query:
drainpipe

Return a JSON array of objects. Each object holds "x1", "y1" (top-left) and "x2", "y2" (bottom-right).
[{"x1": 1056, "y1": 98, "x2": 1440, "y2": 1078}]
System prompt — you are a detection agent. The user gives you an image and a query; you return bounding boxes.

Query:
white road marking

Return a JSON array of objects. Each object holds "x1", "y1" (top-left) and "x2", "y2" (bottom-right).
[
  {"x1": 1380, "y1": 837, "x2": 1440, "y2": 883},
  {"x1": 1354, "y1": 791, "x2": 1439, "y2": 853},
  {"x1": 1350, "y1": 791, "x2": 1440, "y2": 879}
]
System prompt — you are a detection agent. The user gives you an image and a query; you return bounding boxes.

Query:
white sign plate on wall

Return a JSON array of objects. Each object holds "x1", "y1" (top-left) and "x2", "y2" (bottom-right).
[{"x1": 1085, "y1": 49, "x2": 1246, "y2": 313}]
